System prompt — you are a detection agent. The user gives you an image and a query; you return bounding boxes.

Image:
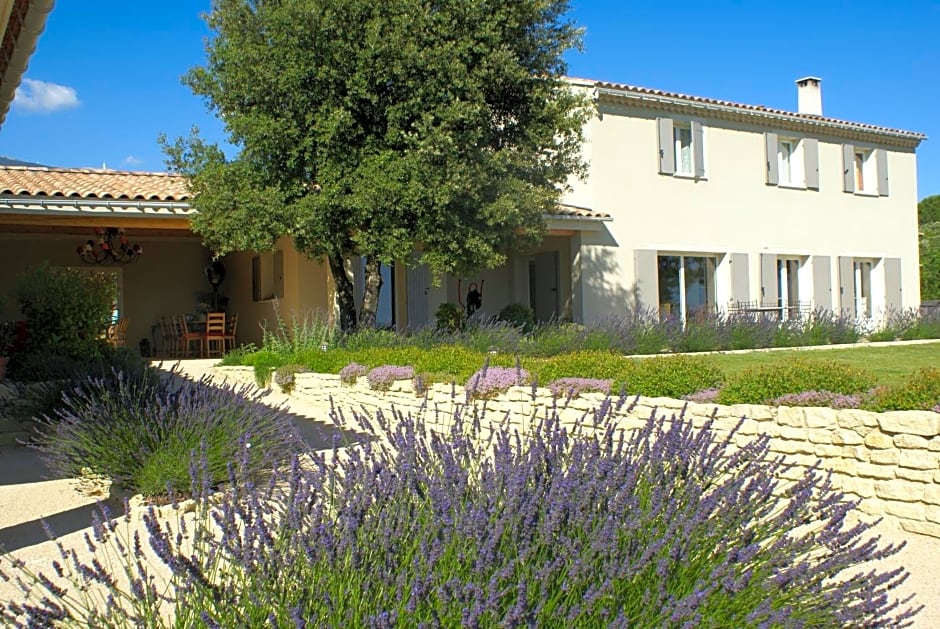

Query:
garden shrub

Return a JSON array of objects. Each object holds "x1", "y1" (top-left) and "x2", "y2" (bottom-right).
[
  {"x1": 339, "y1": 362, "x2": 367, "y2": 385},
  {"x1": 865, "y1": 368, "x2": 940, "y2": 412},
  {"x1": 5, "y1": 402, "x2": 918, "y2": 626},
  {"x1": 458, "y1": 317, "x2": 524, "y2": 354},
  {"x1": 465, "y1": 363, "x2": 531, "y2": 399},
  {"x1": 718, "y1": 358, "x2": 877, "y2": 405},
  {"x1": 623, "y1": 355, "x2": 724, "y2": 399},
  {"x1": 518, "y1": 322, "x2": 583, "y2": 356},
  {"x1": 547, "y1": 377, "x2": 612, "y2": 399},
  {"x1": 341, "y1": 327, "x2": 404, "y2": 352},
  {"x1": 531, "y1": 350, "x2": 626, "y2": 384},
  {"x1": 496, "y1": 302, "x2": 536, "y2": 333},
  {"x1": 769, "y1": 390, "x2": 867, "y2": 409},
  {"x1": 272, "y1": 364, "x2": 306, "y2": 395},
  {"x1": 260, "y1": 306, "x2": 338, "y2": 355},
  {"x1": 15, "y1": 263, "x2": 116, "y2": 362},
  {"x1": 434, "y1": 302, "x2": 465, "y2": 333},
  {"x1": 683, "y1": 387, "x2": 721, "y2": 404},
  {"x1": 366, "y1": 365, "x2": 415, "y2": 391},
  {"x1": 33, "y1": 369, "x2": 301, "y2": 497}
]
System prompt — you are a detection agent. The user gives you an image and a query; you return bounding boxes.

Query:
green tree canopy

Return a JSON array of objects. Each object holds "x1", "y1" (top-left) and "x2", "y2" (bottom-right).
[
  {"x1": 921, "y1": 222, "x2": 940, "y2": 301},
  {"x1": 164, "y1": 0, "x2": 588, "y2": 330},
  {"x1": 919, "y1": 194, "x2": 940, "y2": 226}
]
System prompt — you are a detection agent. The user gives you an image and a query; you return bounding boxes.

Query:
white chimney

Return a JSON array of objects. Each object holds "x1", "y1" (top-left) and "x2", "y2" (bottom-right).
[{"x1": 795, "y1": 76, "x2": 822, "y2": 116}]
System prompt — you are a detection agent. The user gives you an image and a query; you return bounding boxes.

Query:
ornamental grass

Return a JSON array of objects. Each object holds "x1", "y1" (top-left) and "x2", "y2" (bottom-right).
[{"x1": 3, "y1": 398, "x2": 920, "y2": 627}]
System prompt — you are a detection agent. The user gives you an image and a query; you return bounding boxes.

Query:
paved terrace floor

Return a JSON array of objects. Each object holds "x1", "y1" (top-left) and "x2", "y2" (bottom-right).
[{"x1": 0, "y1": 358, "x2": 936, "y2": 625}]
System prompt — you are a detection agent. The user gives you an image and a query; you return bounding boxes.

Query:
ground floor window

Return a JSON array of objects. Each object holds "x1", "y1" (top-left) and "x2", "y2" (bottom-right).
[
  {"x1": 657, "y1": 254, "x2": 716, "y2": 322},
  {"x1": 778, "y1": 258, "x2": 801, "y2": 319},
  {"x1": 854, "y1": 260, "x2": 873, "y2": 318}
]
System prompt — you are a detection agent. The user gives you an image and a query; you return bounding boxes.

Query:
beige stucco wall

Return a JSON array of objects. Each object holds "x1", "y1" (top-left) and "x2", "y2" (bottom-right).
[
  {"x1": 564, "y1": 97, "x2": 921, "y2": 321},
  {"x1": 214, "y1": 366, "x2": 940, "y2": 538}
]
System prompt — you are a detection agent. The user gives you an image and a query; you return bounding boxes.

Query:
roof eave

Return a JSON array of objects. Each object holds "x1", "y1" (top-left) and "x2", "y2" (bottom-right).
[
  {"x1": 594, "y1": 86, "x2": 926, "y2": 147},
  {"x1": 0, "y1": 0, "x2": 56, "y2": 129}
]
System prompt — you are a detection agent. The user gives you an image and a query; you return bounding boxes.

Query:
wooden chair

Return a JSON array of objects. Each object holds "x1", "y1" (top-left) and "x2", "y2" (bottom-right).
[
  {"x1": 106, "y1": 317, "x2": 129, "y2": 349},
  {"x1": 223, "y1": 313, "x2": 238, "y2": 352},
  {"x1": 158, "y1": 316, "x2": 179, "y2": 357},
  {"x1": 204, "y1": 312, "x2": 227, "y2": 358},
  {"x1": 178, "y1": 316, "x2": 204, "y2": 358}
]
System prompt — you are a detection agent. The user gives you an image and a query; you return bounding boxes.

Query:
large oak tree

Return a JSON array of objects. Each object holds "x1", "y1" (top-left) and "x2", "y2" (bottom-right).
[{"x1": 164, "y1": 0, "x2": 588, "y2": 330}]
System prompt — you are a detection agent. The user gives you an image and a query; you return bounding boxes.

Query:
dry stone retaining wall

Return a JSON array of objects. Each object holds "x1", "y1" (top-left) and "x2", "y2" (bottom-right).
[{"x1": 215, "y1": 367, "x2": 940, "y2": 538}]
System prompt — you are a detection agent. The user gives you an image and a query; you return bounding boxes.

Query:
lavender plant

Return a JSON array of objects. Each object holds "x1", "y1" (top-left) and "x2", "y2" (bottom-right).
[
  {"x1": 32, "y1": 370, "x2": 302, "y2": 497},
  {"x1": 3, "y1": 401, "x2": 920, "y2": 626},
  {"x1": 768, "y1": 390, "x2": 867, "y2": 409},
  {"x1": 366, "y1": 365, "x2": 415, "y2": 391}
]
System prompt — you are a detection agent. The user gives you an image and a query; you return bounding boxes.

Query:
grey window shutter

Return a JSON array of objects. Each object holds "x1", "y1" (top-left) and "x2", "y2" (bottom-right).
[
  {"x1": 765, "y1": 133, "x2": 779, "y2": 185},
  {"x1": 634, "y1": 249, "x2": 659, "y2": 312},
  {"x1": 884, "y1": 257, "x2": 902, "y2": 311},
  {"x1": 842, "y1": 144, "x2": 855, "y2": 193},
  {"x1": 730, "y1": 253, "x2": 750, "y2": 304},
  {"x1": 876, "y1": 149, "x2": 889, "y2": 196},
  {"x1": 760, "y1": 253, "x2": 778, "y2": 306},
  {"x1": 273, "y1": 249, "x2": 285, "y2": 298},
  {"x1": 803, "y1": 138, "x2": 819, "y2": 190},
  {"x1": 692, "y1": 121, "x2": 705, "y2": 178},
  {"x1": 657, "y1": 118, "x2": 675, "y2": 175},
  {"x1": 838, "y1": 256, "x2": 856, "y2": 315},
  {"x1": 812, "y1": 255, "x2": 832, "y2": 311}
]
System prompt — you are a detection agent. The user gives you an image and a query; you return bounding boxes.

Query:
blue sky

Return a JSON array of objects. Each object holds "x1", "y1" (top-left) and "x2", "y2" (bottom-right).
[{"x1": 4, "y1": 0, "x2": 939, "y2": 198}]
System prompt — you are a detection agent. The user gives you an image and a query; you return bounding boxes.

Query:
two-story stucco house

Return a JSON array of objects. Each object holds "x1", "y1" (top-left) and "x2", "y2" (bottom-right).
[{"x1": 0, "y1": 76, "x2": 926, "y2": 351}]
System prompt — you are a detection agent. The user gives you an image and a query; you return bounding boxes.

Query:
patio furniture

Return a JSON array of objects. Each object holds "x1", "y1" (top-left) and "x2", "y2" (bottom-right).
[
  {"x1": 224, "y1": 313, "x2": 238, "y2": 352},
  {"x1": 157, "y1": 316, "x2": 179, "y2": 357},
  {"x1": 105, "y1": 317, "x2": 129, "y2": 348},
  {"x1": 178, "y1": 315, "x2": 204, "y2": 358},
  {"x1": 204, "y1": 312, "x2": 226, "y2": 358}
]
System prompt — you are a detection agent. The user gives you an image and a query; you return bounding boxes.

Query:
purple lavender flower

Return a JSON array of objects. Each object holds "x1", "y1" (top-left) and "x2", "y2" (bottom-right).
[
  {"x1": 770, "y1": 390, "x2": 863, "y2": 409},
  {"x1": 683, "y1": 388, "x2": 721, "y2": 404},
  {"x1": 366, "y1": 365, "x2": 415, "y2": 391}
]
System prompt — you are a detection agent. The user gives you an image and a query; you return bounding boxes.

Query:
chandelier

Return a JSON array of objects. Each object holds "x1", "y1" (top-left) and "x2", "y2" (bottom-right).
[{"x1": 77, "y1": 227, "x2": 143, "y2": 264}]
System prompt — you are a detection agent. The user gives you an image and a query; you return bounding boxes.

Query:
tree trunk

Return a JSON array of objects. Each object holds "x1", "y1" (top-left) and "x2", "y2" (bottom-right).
[
  {"x1": 328, "y1": 253, "x2": 357, "y2": 332},
  {"x1": 359, "y1": 255, "x2": 384, "y2": 329}
]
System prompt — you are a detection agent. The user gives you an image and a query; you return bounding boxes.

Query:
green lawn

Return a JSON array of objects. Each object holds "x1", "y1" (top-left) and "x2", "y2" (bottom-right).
[{"x1": 685, "y1": 341, "x2": 940, "y2": 386}]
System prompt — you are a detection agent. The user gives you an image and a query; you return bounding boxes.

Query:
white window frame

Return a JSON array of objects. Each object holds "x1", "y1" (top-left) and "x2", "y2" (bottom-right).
[
  {"x1": 777, "y1": 138, "x2": 804, "y2": 188},
  {"x1": 854, "y1": 148, "x2": 876, "y2": 195},
  {"x1": 674, "y1": 123, "x2": 694, "y2": 176}
]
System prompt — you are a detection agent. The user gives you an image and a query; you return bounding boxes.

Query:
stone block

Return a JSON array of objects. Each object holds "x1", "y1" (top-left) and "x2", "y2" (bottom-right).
[
  {"x1": 804, "y1": 408, "x2": 838, "y2": 428},
  {"x1": 878, "y1": 412, "x2": 940, "y2": 437},
  {"x1": 927, "y1": 505, "x2": 940, "y2": 524},
  {"x1": 814, "y1": 444, "x2": 848, "y2": 458},
  {"x1": 779, "y1": 425, "x2": 808, "y2": 440},
  {"x1": 900, "y1": 519, "x2": 940, "y2": 539},
  {"x1": 769, "y1": 440, "x2": 815, "y2": 455},
  {"x1": 857, "y1": 497, "x2": 888, "y2": 516},
  {"x1": 894, "y1": 434, "x2": 930, "y2": 449},
  {"x1": 896, "y1": 468, "x2": 934, "y2": 482},
  {"x1": 836, "y1": 411, "x2": 865, "y2": 430},
  {"x1": 874, "y1": 479, "x2": 925, "y2": 502},
  {"x1": 835, "y1": 476, "x2": 874, "y2": 498},
  {"x1": 807, "y1": 429, "x2": 833, "y2": 445},
  {"x1": 834, "y1": 429, "x2": 864, "y2": 446},
  {"x1": 930, "y1": 438, "x2": 940, "y2": 452},
  {"x1": 864, "y1": 431, "x2": 894, "y2": 449},
  {"x1": 869, "y1": 449, "x2": 899, "y2": 466},
  {"x1": 885, "y1": 501, "x2": 926, "y2": 521},
  {"x1": 925, "y1": 486, "x2": 940, "y2": 506},
  {"x1": 828, "y1": 458, "x2": 857, "y2": 476},
  {"x1": 856, "y1": 463, "x2": 896, "y2": 480},
  {"x1": 777, "y1": 408, "x2": 806, "y2": 427},
  {"x1": 898, "y1": 450, "x2": 938, "y2": 470}
]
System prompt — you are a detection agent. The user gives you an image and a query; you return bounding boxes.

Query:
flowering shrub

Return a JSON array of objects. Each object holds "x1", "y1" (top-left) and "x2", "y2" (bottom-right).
[
  {"x1": 769, "y1": 390, "x2": 866, "y2": 409},
  {"x1": 683, "y1": 387, "x2": 721, "y2": 404},
  {"x1": 865, "y1": 368, "x2": 940, "y2": 412},
  {"x1": 547, "y1": 377, "x2": 612, "y2": 399},
  {"x1": 465, "y1": 364, "x2": 531, "y2": 399},
  {"x1": 32, "y1": 369, "x2": 301, "y2": 497},
  {"x1": 339, "y1": 362, "x2": 367, "y2": 385},
  {"x1": 272, "y1": 363, "x2": 305, "y2": 394},
  {"x1": 366, "y1": 364, "x2": 415, "y2": 391},
  {"x1": 3, "y1": 401, "x2": 920, "y2": 626},
  {"x1": 718, "y1": 358, "x2": 877, "y2": 405}
]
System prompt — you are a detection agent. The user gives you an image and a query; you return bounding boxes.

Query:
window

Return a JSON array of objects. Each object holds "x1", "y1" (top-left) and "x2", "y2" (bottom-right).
[
  {"x1": 657, "y1": 254, "x2": 716, "y2": 323},
  {"x1": 765, "y1": 133, "x2": 818, "y2": 189},
  {"x1": 777, "y1": 258, "x2": 802, "y2": 319},
  {"x1": 843, "y1": 144, "x2": 888, "y2": 196},
  {"x1": 252, "y1": 250, "x2": 284, "y2": 302},
  {"x1": 657, "y1": 118, "x2": 705, "y2": 179},
  {"x1": 854, "y1": 260, "x2": 873, "y2": 318}
]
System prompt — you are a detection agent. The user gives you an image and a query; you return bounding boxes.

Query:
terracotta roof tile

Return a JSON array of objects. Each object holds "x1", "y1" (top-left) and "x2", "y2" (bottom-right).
[
  {"x1": 577, "y1": 78, "x2": 925, "y2": 141},
  {"x1": 550, "y1": 204, "x2": 611, "y2": 220},
  {"x1": 0, "y1": 165, "x2": 191, "y2": 201}
]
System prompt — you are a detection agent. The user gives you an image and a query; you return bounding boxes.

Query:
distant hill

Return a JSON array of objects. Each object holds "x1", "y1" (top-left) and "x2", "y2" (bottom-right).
[{"x1": 0, "y1": 156, "x2": 46, "y2": 167}]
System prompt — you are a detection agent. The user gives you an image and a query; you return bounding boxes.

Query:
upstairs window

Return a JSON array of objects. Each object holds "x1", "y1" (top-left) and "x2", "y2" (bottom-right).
[
  {"x1": 765, "y1": 133, "x2": 818, "y2": 189},
  {"x1": 657, "y1": 118, "x2": 705, "y2": 179},
  {"x1": 843, "y1": 144, "x2": 888, "y2": 196}
]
